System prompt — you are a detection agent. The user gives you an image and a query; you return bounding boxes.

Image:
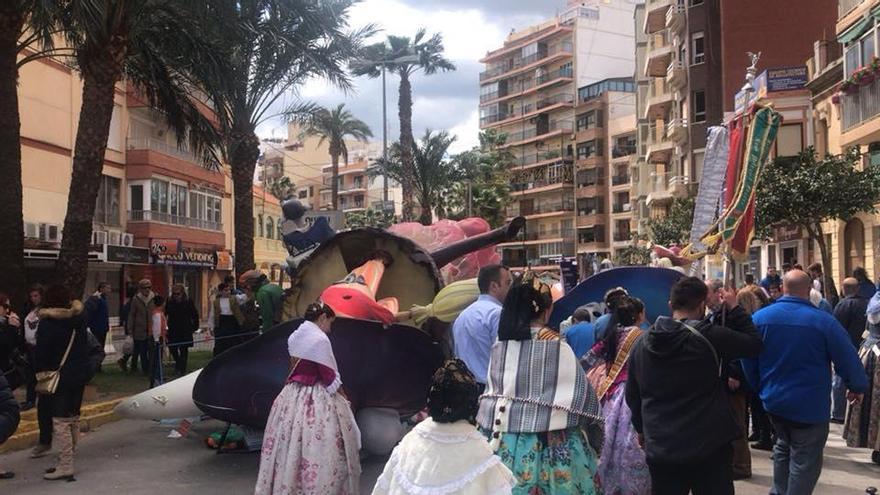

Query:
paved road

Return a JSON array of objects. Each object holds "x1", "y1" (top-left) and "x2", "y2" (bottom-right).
[{"x1": 0, "y1": 419, "x2": 877, "y2": 494}]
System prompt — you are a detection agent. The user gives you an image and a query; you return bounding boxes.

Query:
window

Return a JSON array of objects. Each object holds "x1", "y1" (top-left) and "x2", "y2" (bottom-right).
[
  {"x1": 691, "y1": 32, "x2": 705, "y2": 65},
  {"x1": 576, "y1": 140, "x2": 603, "y2": 159},
  {"x1": 861, "y1": 31, "x2": 876, "y2": 67},
  {"x1": 845, "y1": 43, "x2": 860, "y2": 75},
  {"x1": 278, "y1": 219, "x2": 283, "y2": 239},
  {"x1": 692, "y1": 90, "x2": 706, "y2": 123},
  {"x1": 775, "y1": 124, "x2": 803, "y2": 157},
  {"x1": 94, "y1": 175, "x2": 121, "y2": 225},
  {"x1": 257, "y1": 214, "x2": 264, "y2": 237},
  {"x1": 575, "y1": 110, "x2": 603, "y2": 132},
  {"x1": 559, "y1": 61, "x2": 573, "y2": 78},
  {"x1": 298, "y1": 189, "x2": 308, "y2": 199},
  {"x1": 130, "y1": 185, "x2": 143, "y2": 213},
  {"x1": 169, "y1": 184, "x2": 187, "y2": 219},
  {"x1": 189, "y1": 190, "x2": 223, "y2": 229},
  {"x1": 266, "y1": 217, "x2": 274, "y2": 239},
  {"x1": 151, "y1": 180, "x2": 169, "y2": 213}
]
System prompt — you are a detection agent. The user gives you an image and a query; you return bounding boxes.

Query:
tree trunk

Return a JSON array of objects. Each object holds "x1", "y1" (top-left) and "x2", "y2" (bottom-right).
[
  {"x1": 809, "y1": 222, "x2": 839, "y2": 305},
  {"x1": 330, "y1": 150, "x2": 339, "y2": 210},
  {"x1": 57, "y1": 49, "x2": 125, "y2": 298},
  {"x1": 229, "y1": 130, "x2": 260, "y2": 277},
  {"x1": 397, "y1": 72, "x2": 415, "y2": 222},
  {"x1": 0, "y1": 8, "x2": 25, "y2": 305}
]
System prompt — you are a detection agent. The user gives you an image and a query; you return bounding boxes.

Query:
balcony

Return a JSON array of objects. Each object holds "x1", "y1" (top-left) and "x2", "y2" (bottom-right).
[
  {"x1": 645, "y1": 34, "x2": 673, "y2": 77},
  {"x1": 479, "y1": 67, "x2": 574, "y2": 108},
  {"x1": 128, "y1": 137, "x2": 201, "y2": 165},
  {"x1": 612, "y1": 202, "x2": 632, "y2": 214},
  {"x1": 479, "y1": 42, "x2": 574, "y2": 84},
  {"x1": 841, "y1": 77, "x2": 880, "y2": 138},
  {"x1": 667, "y1": 118, "x2": 688, "y2": 144},
  {"x1": 646, "y1": 123, "x2": 674, "y2": 163},
  {"x1": 613, "y1": 231, "x2": 633, "y2": 243},
  {"x1": 612, "y1": 145, "x2": 637, "y2": 160},
  {"x1": 507, "y1": 200, "x2": 575, "y2": 218},
  {"x1": 537, "y1": 66, "x2": 575, "y2": 87},
  {"x1": 668, "y1": 175, "x2": 691, "y2": 197},
  {"x1": 611, "y1": 175, "x2": 630, "y2": 187},
  {"x1": 128, "y1": 210, "x2": 222, "y2": 232},
  {"x1": 501, "y1": 120, "x2": 574, "y2": 148},
  {"x1": 482, "y1": 93, "x2": 574, "y2": 129},
  {"x1": 518, "y1": 229, "x2": 576, "y2": 242},
  {"x1": 644, "y1": 79, "x2": 674, "y2": 119},
  {"x1": 536, "y1": 92, "x2": 576, "y2": 111},
  {"x1": 666, "y1": 60, "x2": 686, "y2": 89},
  {"x1": 644, "y1": 0, "x2": 672, "y2": 34},
  {"x1": 665, "y1": 2, "x2": 685, "y2": 32},
  {"x1": 577, "y1": 211, "x2": 604, "y2": 227},
  {"x1": 513, "y1": 151, "x2": 572, "y2": 170},
  {"x1": 645, "y1": 174, "x2": 674, "y2": 207}
]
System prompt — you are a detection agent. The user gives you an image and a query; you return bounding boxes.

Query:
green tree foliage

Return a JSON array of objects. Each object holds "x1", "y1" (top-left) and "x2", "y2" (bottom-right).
[
  {"x1": 266, "y1": 176, "x2": 296, "y2": 202},
  {"x1": 297, "y1": 103, "x2": 372, "y2": 210},
  {"x1": 370, "y1": 130, "x2": 459, "y2": 225},
  {"x1": 646, "y1": 197, "x2": 695, "y2": 247},
  {"x1": 446, "y1": 130, "x2": 513, "y2": 228},
  {"x1": 756, "y1": 146, "x2": 880, "y2": 301},
  {"x1": 345, "y1": 208, "x2": 397, "y2": 229},
  {"x1": 614, "y1": 245, "x2": 652, "y2": 266}
]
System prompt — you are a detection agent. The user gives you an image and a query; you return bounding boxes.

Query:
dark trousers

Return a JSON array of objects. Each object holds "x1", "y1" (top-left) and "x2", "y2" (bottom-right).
[
  {"x1": 25, "y1": 348, "x2": 37, "y2": 404},
  {"x1": 648, "y1": 445, "x2": 734, "y2": 495},
  {"x1": 750, "y1": 393, "x2": 773, "y2": 444},
  {"x1": 92, "y1": 328, "x2": 108, "y2": 372},
  {"x1": 132, "y1": 338, "x2": 150, "y2": 374},
  {"x1": 37, "y1": 393, "x2": 54, "y2": 446},
  {"x1": 149, "y1": 341, "x2": 163, "y2": 388},
  {"x1": 168, "y1": 345, "x2": 189, "y2": 375},
  {"x1": 730, "y1": 390, "x2": 752, "y2": 477}
]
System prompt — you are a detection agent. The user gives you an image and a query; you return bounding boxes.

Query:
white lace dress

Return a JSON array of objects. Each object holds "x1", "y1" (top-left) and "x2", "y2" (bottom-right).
[{"x1": 372, "y1": 418, "x2": 517, "y2": 495}]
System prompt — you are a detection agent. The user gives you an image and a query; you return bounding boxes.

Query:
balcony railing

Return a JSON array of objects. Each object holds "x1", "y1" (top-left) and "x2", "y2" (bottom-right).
[
  {"x1": 504, "y1": 120, "x2": 575, "y2": 143},
  {"x1": 611, "y1": 175, "x2": 630, "y2": 186},
  {"x1": 507, "y1": 200, "x2": 575, "y2": 217},
  {"x1": 842, "y1": 77, "x2": 880, "y2": 131},
  {"x1": 128, "y1": 210, "x2": 222, "y2": 232},
  {"x1": 511, "y1": 176, "x2": 574, "y2": 192},
  {"x1": 612, "y1": 202, "x2": 631, "y2": 213},
  {"x1": 522, "y1": 229, "x2": 575, "y2": 241},
  {"x1": 479, "y1": 42, "x2": 574, "y2": 81},
  {"x1": 613, "y1": 232, "x2": 633, "y2": 242},
  {"x1": 536, "y1": 66, "x2": 574, "y2": 85},
  {"x1": 536, "y1": 92, "x2": 575, "y2": 110},
  {"x1": 480, "y1": 91, "x2": 500, "y2": 103},
  {"x1": 515, "y1": 151, "x2": 569, "y2": 167},
  {"x1": 612, "y1": 145, "x2": 637, "y2": 158},
  {"x1": 127, "y1": 137, "x2": 202, "y2": 166}
]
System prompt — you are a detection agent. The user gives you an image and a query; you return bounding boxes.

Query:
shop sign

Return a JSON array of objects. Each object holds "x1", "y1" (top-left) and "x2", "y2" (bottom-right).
[
  {"x1": 215, "y1": 250, "x2": 234, "y2": 271},
  {"x1": 155, "y1": 249, "x2": 217, "y2": 267},
  {"x1": 106, "y1": 245, "x2": 150, "y2": 265},
  {"x1": 773, "y1": 224, "x2": 802, "y2": 242},
  {"x1": 150, "y1": 238, "x2": 181, "y2": 256},
  {"x1": 304, "y1": 210, "x2": 345, "y2": 230},
  {"x1": 765, "y1": 67, "x2": 807, "y2": 92}
]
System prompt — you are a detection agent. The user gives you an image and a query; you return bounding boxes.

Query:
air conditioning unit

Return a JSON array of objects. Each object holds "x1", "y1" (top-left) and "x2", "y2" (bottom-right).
[
  {"x1": 92, "y1": 230, "x2": 108, "y2": 245},
  {"x1": 121, "y1": 233, "x2": 134, "y2": 247},
  {"x1": 24, "y1": 222, "x2": 39, "y2": 239},
  {"x1": 108, "y1": 231, "x2": 121, "y2": 246},
  {"x1": 39, "y1": 223, "x2": 61, "y2": 242}
]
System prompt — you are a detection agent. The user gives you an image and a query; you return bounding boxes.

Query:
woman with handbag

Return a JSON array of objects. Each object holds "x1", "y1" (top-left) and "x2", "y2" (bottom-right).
[
  {"x1": 583, "y1": 296, "x2": 650, "y2": 494},
  {"x1": 34, "y1": 284, "x2": 90, "y2": 481}
]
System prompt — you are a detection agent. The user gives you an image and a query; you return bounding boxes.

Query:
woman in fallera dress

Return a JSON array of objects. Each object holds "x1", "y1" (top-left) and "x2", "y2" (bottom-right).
[{"x1": 255, "y1": 302, "x2": 361, "y2": 495}]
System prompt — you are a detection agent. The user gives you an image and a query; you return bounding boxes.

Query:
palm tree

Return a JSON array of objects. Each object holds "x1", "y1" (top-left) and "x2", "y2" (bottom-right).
[
  {"x1": 352, "y1": 29, "x2": 455, "y2": 222},
  {"x1": 50, "y1": 1, "x2": 217, "y2": 296},
  {"x1": 0, "y1": 2, "x2": 72, "y2": 302},
  {"x1": 266, "y1": 176, "x2": 296, "y2": 203},
  {"x1": 186, "y1": 1, "x2": 369, "y2": 276},
  {"x1": 371, "y1": 130, "x2": 458, "y2": 225},
  {"x1": 447, "y1": 130, "x2": 513, "y2": 227},
  {"x1": 298, "y1": 104, "x2": 372, "y2": 210}
]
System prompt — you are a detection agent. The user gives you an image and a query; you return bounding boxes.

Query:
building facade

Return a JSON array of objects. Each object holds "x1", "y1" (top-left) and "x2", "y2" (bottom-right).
[
  {"x1": 252, "y1": 185, "x2": 288, "y2": 287},
  {"x1": 18, "y1": 50, "x2": 233, "y2": 321},
  {"x1": 481, "y1": 0, "x2": 637, "y2": 272}
]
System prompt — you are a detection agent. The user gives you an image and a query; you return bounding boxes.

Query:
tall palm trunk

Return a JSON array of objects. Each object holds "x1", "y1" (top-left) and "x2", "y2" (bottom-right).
[
  {"x1": 229, "y1": 130, "x2": 260, "y2": 277},
  {"x1": 330, "y1": 147, "x2": 339, "y2": 210},
  {"x1": 0, "y1": 7, "x2": 25, "y2": 305},
  {"x1": 397, "y1": 71, "x2": 415, "y2": 221},
  {"x1": 57, "y1": 46, "x2": 125, "y2": 297}
]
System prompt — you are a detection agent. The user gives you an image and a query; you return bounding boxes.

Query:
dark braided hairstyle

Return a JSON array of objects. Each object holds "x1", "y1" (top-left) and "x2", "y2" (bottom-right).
[
  {"x1": 303, "y1": 301, "x2": 336, "y2": 322},
  {"x1": 498, "y1": 275, "x2": 553, "y2": 341},
  {"x1": 602, "y1": 296, "x2": 644, "y2": 366},
  {"x1": 427, "y1": 359, "x2": 481, "y2": 424}
]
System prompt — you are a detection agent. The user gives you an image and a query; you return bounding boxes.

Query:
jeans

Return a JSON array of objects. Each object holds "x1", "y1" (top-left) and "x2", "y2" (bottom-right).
[
  {"x1": 769, "y1": 416, "x2": 829, "y2": 495},
  {"x1": 132, "y1": 338, "x2": 150, "y2": 374},
  {"x1": 830, "y1": 372, "x2": 846, "y2": 421},
  {"x1": 647, "y1": 444, "x2": 734, "y2": 495},
  {"x1": 149, "y1": 341, "x2": 163, "y2": 388}
]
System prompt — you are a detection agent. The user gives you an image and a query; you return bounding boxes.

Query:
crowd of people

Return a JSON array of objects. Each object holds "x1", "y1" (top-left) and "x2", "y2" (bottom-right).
[
  {"x1": 0, "y1": 269, "x2": 284, "y2": 482},
  {"x1": 255, "y1": 262, "x2": 877, "y2": 494}
]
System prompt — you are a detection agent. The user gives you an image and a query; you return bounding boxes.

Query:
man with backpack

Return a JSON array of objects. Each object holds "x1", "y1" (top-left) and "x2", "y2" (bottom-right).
[{"x1": 626, "y1": 276, "x2": 763, "y2": 494}]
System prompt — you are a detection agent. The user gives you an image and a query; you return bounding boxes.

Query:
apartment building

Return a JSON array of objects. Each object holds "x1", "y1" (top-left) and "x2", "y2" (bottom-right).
[
  {"x1": 252, "y1": 185, "x2": 288, "y2": 287},
  {"x1": 482, "y1": 0, "x2": 636, "y2": 272},
  {"x1": 19, "y1": 50, "x2": 234, "y2": 319},
  {"x1": 573, "y1": 78, "x2": 637, "y2": 268},
  {"x1": 317, "y1": 141, "x2": 403, "y2": 215}
]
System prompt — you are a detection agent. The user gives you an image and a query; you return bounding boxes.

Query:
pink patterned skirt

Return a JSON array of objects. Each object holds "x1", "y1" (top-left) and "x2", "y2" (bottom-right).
[{"x1": 255, "y1": 382, "x2": 361, "y2": 495}]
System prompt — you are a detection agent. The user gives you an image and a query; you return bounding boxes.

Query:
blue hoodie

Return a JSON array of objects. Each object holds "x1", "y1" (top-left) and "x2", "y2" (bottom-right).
[{"x1": 743, "y1": 296, "x2": 869, "y2": 424}]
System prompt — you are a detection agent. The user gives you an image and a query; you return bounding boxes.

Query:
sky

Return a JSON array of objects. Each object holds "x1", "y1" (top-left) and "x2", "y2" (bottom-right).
[{"x1": 256, "y1": 0, "x2": 567, "y2": 153}]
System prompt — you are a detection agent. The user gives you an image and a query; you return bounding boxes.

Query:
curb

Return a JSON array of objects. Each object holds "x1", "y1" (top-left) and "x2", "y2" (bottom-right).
[{"x1": 0, "y1": 398, "x2": 125, "y2": 454}]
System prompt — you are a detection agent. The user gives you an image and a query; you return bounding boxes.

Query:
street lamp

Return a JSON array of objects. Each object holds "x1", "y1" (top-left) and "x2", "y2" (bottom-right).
[{"x1": 351, "y1": 47, "x2": 420, "y2": 211}]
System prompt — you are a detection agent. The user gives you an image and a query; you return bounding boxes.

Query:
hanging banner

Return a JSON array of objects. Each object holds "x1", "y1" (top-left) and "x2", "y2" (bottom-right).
[{"x1": 689, "y1": 125, "x2": 730, "y2": 251}]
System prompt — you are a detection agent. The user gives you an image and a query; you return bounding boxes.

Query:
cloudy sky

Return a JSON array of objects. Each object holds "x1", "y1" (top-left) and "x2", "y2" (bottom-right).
[{"x1": 257, "y1": 0, "x2": 566, "y2": 153}]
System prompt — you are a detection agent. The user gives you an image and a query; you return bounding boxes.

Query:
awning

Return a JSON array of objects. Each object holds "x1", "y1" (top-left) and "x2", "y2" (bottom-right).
[{"x1": 838, "y1": 15, "x2": 874, "y2": 45}]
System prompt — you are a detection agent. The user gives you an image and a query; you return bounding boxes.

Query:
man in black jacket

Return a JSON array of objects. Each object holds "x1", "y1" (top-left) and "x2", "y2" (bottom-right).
[
  {"x1": 831, "y1": 277, "x2": 868, "y2": 423},
  {"x1": 0, "y1": 374, "x2": 21, "y2": 479},
  {"x1": 626, "y1": 276, "x2": 763, "y2": 494}
]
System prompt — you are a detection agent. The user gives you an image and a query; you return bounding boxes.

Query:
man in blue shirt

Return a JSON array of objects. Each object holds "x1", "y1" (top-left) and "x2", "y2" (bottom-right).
[
  {"x1": 743, "y1": 270, "x2": 868, "y2": 495},
  {"x1": 452, "y1": 265, "x2": 511, "y2": 387},
  {"x1": 759, "y1": 266, "x2": 781, "y2": 292},
  {"x1": 564, "y1": 306, "x2": 597, "y2": 359}
]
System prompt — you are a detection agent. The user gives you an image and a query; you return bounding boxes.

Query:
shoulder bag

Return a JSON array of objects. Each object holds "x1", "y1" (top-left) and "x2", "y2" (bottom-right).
[{"x1": 35, "y1": 330, "x2": 76, "y2": 395}]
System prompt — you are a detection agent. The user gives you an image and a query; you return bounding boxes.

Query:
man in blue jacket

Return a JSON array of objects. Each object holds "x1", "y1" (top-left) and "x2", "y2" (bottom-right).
[{"x1": 743, "y1": 270, "x2": 868, "y2": 495}]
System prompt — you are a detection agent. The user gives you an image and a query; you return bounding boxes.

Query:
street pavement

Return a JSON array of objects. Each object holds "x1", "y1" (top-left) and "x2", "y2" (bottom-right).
[{"x1": 0, "y1": 418, "x2": 877, "y2": 494}]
